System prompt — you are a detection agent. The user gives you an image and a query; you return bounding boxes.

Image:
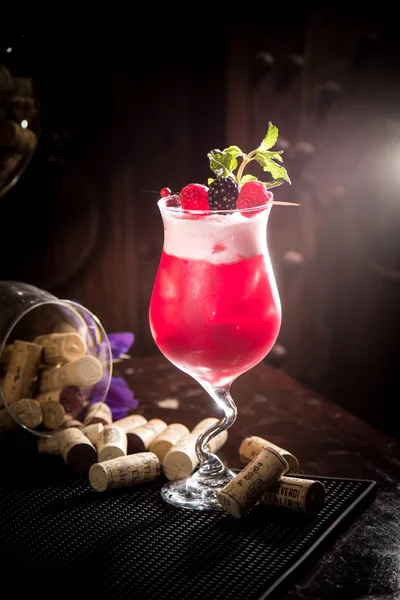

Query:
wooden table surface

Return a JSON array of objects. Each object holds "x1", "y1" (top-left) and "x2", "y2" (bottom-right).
[{"x1": 114, "y1": 354, "x2": 400, "y2": 600}]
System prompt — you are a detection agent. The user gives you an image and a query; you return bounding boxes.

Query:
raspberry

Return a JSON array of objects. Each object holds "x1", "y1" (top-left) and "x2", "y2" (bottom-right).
[
  {"x1": 236, "y1": 181, "x2": 273, "y2": 211},
  {"x1": 208, "y1": 177, "x2": 239, "y2": 210},
  {"x1": 179, "y1": 183, "x2": 209, "y2": 210}
]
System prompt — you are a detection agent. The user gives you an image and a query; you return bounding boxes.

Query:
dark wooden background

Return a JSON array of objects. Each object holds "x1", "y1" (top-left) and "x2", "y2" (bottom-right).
[{"x1": 1, "y1": 11, "x2": 400, "y2": 438}]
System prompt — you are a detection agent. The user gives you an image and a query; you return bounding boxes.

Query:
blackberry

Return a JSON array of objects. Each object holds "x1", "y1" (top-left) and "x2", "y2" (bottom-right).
[{"x1": 208, "y1": 177, "x2": 239, "y2": 210}]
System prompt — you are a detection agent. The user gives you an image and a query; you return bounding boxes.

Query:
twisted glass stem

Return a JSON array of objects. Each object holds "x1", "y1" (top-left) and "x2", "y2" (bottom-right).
[{"x1": 195, "y1": 385, "x2": 237, "y2": 478}]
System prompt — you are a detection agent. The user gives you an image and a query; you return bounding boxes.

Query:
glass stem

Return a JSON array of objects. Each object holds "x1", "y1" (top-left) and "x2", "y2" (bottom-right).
[{"x1": 195, "y1": 384, "x2": 237, "y2": 477}]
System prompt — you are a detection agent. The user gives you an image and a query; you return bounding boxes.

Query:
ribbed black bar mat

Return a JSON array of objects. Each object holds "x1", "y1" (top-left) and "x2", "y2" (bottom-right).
[{"x1": 0, "y1": 439, "x2": 376, "y2": 600}]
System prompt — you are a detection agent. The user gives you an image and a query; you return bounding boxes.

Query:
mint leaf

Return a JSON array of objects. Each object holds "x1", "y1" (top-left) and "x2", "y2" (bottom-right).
[
  {"x1": 255, "y1": 151, "x2": 291, "y2": 183},
  {"x1": 241, "y1": 174, "x2": 258, "y2": 183},
  {"x1": 266, "y1": 151, "x2": 283, "y2": 163},
  {"x1": 263, "y1": 178, "x2": 286, "y2": 189},
  {"x1": 223, "y1": 145, "x2": 245, "y2": 158},
  {"x1": 208, "y1": 150, "x2": 238, "y2": 178},
  {"x1": 208, "y1": 177, "x2": 215, "y2": 185},
  {"x1": 260, "y1": 122, "x2": 279, "y2": 150}
]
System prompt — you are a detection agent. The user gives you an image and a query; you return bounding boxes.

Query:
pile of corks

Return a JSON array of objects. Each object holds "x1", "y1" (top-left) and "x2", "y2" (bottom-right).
[
  {"x1": 40, "y1": 412, "x2": 325, "y2": 520},
  {"x1": 0, "y1": 333, "x2": 104, "y2": 433},
  {"x1": 0, "y1": 332, "x2": 326, "y2": 520}
]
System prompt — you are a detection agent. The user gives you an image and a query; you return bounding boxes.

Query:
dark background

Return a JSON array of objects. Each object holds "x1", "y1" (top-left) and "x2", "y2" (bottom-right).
[{"x1": 2, "y1": 10, "x2": 400, "y2": 438}]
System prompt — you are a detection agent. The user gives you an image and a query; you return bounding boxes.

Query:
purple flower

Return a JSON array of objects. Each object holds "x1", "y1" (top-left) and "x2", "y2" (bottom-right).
[
  {"x1": 90, "y1": 331, "x2": 138, "y2": 420},
  {"x1": 107, "y1": 332, "x2": 135, "y2": 360}
]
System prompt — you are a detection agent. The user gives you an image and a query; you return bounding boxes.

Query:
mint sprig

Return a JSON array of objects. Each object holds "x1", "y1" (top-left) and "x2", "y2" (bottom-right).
[{"x1": 207, "y1": 122, "x2": 291, "y2": 189}]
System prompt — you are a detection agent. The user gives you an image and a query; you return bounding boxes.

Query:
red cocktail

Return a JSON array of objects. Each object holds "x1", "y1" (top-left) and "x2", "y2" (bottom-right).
[
  {"x1": 150, "y1": 122, "x2": 292, "y2": 510},
  {"x1": 150, "y1": 240, "x2": 281, "y2": 388}
]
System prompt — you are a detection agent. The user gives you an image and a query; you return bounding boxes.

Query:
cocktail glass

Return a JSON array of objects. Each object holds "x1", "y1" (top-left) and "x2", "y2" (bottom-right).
[{"x1": 149, "y1": 196, "x2": 281, "y2": 510}]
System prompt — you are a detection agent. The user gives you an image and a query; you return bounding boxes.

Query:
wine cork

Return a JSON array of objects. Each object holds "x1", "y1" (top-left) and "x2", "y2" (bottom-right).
[
  {"x1": 127, "y1": 419, "x2": 168, "y2": 454},
  {"x1": 239, "y1": 436, "x2": 299, "y2": 473},
  {"x1": 162, "y1": 422, "x2": 228, "y2": 482},
  {"x1": 62, "y1": 417, "x2": 84, "y2": 429},
  {"x1": 162, "y1": 434, "x2": 198, "y2": 480},
  {"x1": 59, "y1": 386, "x2": 86, "y2": 415},
  {"x1": 39, "y1": 356, "x2": 103, "y2": 393},
  {"x1": 97, "y1": 425, "x2": 127, "y2": 462},
  {"x1": 261, "y1": 476, "x2": 326, "y2": 514},
  {"x1": 34, "y1": 333, "x2": 87, "y2": 365},
  {"x1": 83, "y1": 402, "x2": 113, "y2": 426},
  {"x1": 0, "y1": 344, "x2": 13, "y2": 369},
  {"x1": 89, "y1": 452, "x2": 161, "y2": 492},
  {"x1": 58, "y1": 428, "x2": 97, "y2": 473},
  {"x1": 12, "y1": 398, "x2": 43, "y2": 429},
  {"x1": 1, "y1": 340, "x2": 43, "y2": 405},
  {"x1": 82, "y1": 422, "x2": 104, "y2": 444},
  {"x1": 35, "y1": 386, "x2": 86, "y2": 415},
  {"x1": 0, "y1": 407, "x2": 18, "y2": 432},
  {"x1": 41, "y1": 401, "x2": 65, "y2": 430},
  {"x1": 37, "y1": 436, "x2": 60, "y2": 454},
  {"x1": 54, "y1": 323, "x2": 81, "y2": 335},
  {"x1": 149, "y1": 423, "x2": 190, "y2": 462},
  {"x1": 217, "y1": 447, "x2": 289, "y2": 518},
  {"x1": 114, "y1": 414, "x2": 147, "y2": 434}
]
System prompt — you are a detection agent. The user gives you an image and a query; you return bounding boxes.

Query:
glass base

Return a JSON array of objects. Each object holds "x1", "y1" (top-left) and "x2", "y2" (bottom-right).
[{"x1": 161, "y1": 467, "x2": 236, "y2": 511}]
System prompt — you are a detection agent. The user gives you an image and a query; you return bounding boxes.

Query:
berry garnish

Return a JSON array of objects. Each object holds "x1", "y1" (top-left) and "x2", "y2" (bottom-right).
[
  {"x1": 208, "y1": 177, "x2": 239, "y2": 211},
  {"x1": 160, "y1": 187, "x2": 172, "y2": 197},
  {"x1": 158, "y1": 123, "x2": 295, "y2": 215},
  {"x1": 236, "y1": 181, "x2": 273, "y2": 210},
  {"x1": 179, "y1": 183, "x2": 209, "y2": 210}
]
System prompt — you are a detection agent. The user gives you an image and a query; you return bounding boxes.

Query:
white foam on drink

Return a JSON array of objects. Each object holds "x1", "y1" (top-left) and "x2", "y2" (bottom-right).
[{"x1": 162, "y1": 209, "x2": 269, "y2": 264}]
